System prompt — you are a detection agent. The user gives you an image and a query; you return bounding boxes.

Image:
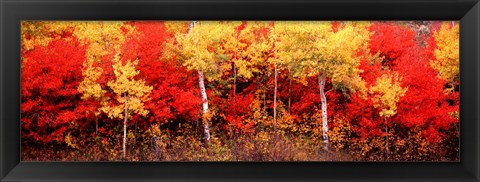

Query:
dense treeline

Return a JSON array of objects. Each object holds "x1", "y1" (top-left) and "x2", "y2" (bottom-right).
[{"x1": 21, "y1": 21, "x2": 459, "y2": 161}]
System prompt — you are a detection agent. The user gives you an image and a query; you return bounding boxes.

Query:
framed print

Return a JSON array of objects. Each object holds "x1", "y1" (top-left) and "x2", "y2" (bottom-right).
[
  {"x1": 18, "y1": 20, "x2": 461, "y2": 162},
  {"x1": 1, "y1": 0, "x2": 479, "y2": 181}
]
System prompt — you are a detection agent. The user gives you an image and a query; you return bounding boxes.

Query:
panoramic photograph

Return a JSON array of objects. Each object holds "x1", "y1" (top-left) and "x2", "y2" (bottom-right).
[{"x1": 21, "y1": 21, "x2": 459, "y2": 161}]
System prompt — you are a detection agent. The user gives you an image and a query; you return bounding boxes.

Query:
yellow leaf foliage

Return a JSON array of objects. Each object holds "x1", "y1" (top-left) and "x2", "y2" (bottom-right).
[
  {"x1": 73, "y1": 21, "x2": 135, "y2": 64},
  {"x1": 272, "y1": 21, "x2": 370, "y2": 93},
  {"x1": 76, "y1": 21, "x2": 135, "y2": 103},
  {"x1": 431, "y1": 22, "x2": 459, "y2": 85},
  {"x1": 165, "y1": 21, "x2": 190, "y2": 35},
  {"x1": 21, "y1": 21, "x2": 76, "y2": 51},
  {"x1": 321, "y1": 22, "x2": 370, "y2": 93},
  {"x1": 369, "y1": 72, "x2": 408, "y2": 118},
  {"x1": 21, "y1": 21, "x2": 51, "y2": 51},
  {"x1": 175, "y1": 21, "x2": 241, "y2": 81},
  {"x1": 77, "y1": 66, "x2": 104, "y2": 100},
  {"x1": 235, "y1": 21, "x2": 275, "y2": 80},
  {"x1": 100, "y1": 54, "x2": 153, "y2": 119}
]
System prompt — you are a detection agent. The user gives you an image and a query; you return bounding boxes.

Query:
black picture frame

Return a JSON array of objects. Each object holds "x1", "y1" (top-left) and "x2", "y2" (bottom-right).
[{"x1": 1, "y1": 0, "x2": 479, "y2": 181}]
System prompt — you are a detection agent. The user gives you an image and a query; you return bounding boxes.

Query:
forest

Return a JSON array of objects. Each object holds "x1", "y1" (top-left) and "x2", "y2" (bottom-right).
[{"x1": 21, "y1": 21, "x2": 459, "y2": 161}]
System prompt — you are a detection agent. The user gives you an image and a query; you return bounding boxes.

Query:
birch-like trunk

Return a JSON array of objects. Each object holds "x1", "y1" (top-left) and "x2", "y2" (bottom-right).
[
  {"x1": 198, "y1": 70, "x2": 211, "y2": 143},
  {"x1": 189, "y1": 21, "x2": 211, "y2": 143},
  {"x1": 123, "y1": 103, "x2": 127, "y2": 159},
  {"x1": 385, "y1": 115, "x2": 389, "y2": 160},
  {"x1": 288, "y1": 72, "x2": 292, "y2": 114},
  {"x1": 233, "y1": 63, "x2": 237, "y2": 116},
  {"x1": 318, "y1": 70, "x2": 329, "y2": 150},
  {"x1": 273, "y1": 65, "x2": 278, "y2": 130}
]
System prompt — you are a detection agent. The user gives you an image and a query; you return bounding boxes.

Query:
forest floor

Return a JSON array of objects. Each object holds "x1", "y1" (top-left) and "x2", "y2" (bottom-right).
[{"x1": 22, "y1": 133, "x2": 354, "y2": 162}]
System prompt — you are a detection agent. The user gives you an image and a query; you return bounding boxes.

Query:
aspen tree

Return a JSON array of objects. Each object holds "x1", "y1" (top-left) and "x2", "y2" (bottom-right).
[
  {"x1": 274, "y1": 21, "x2": 370, "y2": 150},
  {"x1": 431, "y1": 22, "x2": 459, "y2": 89},
  {"x1": 99, "y1": 54, "x2": 153, "y2": 159},
  {"x1": 173, "y1": 21, "x2": 240, "y2": 143},
  {"x1": 369, "y1": 72, "x2": 408, "y2": 159}
]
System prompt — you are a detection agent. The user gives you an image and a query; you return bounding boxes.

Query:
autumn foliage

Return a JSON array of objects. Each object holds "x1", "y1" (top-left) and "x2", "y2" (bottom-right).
[{"x1": 21, "y1": 21, "x2": 459, "y2": 161}]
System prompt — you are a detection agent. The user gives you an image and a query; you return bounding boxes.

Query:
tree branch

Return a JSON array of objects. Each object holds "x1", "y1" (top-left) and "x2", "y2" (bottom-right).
[{"x1": 325, "y1": 88, "x2": 335, "y2": 95}]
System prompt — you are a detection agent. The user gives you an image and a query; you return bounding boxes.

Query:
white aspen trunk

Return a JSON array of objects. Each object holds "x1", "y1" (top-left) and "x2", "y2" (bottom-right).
[
  {"x1": 123, "y1": 103, "x2": 127, "y2": 159},
  {"x1": 385, "y1": 115, "x2": 389, "y2": 160},
  {"x1": 273, "y1": 65, "x2": 278, "y2": 130},
  {"x1": 189, "y1": 20, "x2": 211, "y2": 143},
  {"x1": 288, "y1": 72, "x2": 292, "y2": 114},
  {"x1": 234, "y1": 63, "x2": 237, "y2": 116},
  {"x1": 318, "y1": 70, "x2": 329, "y2": 151},
  {"x1": 198, "y1": 70, "x2": 210, "y2": 143}
]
